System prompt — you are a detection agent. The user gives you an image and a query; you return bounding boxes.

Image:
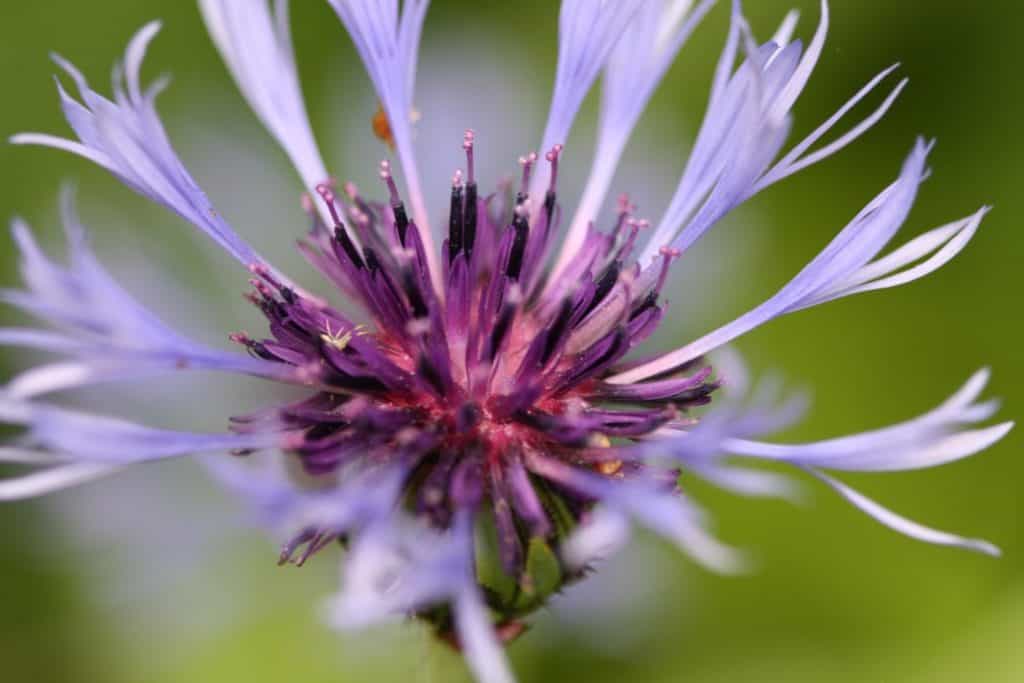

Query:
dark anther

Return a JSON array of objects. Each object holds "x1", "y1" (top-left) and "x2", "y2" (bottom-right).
[
  {"x1": 363, "y1": 246, "x2": 382, "y2": 273},
  {"x1": 540, "y1": 299, "x2": 574, "y2": 365},
  {"x1": 506, "y1": 214, "x2": 530, "y2": 280},
  {"x1": 417, "y1": 354, "x2": 447, "y2": 396},
  {"x1": 448, "y1": 184, "x2": 465, "y2": 261},
  {"x1": 393, "y1": 203, "x2": 410, "y2": 245},
  {"x1": 334, "y1": 225, "x2": 365, "y2": 269},
  {"x1": 543, "y1": 189, "x2": 556, "y2": 222},
  {"x1": 402, "y1": 269, "x2": 429, "y2": 318},
  {"x1": 577, "y1": 328, "x2": 628, "y2": 379},
  {"x1": 280, "y1": 287, "x2": 296, "y2": 304},
  {"x1": 463, "y1": 182, "x2": 478, "y2": 257},
  {"x1": 630, "y1": 291, "x2": 659, "y2": 320},
  {"x1": 247, "y1": 341, "x2": 278, "y2": 362},
  {"x1": 486, "y1": 301, "x2": 516, "y2": 361},
  {"x1": 259, "y1": 298, "x2": 287, "y2": 320},
  {"x1": 587, "y1": 260, "x2": 621, "y2": 315}
]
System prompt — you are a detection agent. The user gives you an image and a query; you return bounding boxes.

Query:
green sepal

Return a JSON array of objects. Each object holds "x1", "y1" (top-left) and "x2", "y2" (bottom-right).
[
  {"x1": 474, "y1": 509, "x2": 518, "y2": 606},
  {"x1": 514, "y1": 536, "x2": 562, "y2": 612}
]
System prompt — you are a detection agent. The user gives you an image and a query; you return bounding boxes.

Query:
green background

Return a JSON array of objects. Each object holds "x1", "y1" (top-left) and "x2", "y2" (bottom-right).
[{"x1": 1, "y1": 1, "x2": 1020, "y2": 681}]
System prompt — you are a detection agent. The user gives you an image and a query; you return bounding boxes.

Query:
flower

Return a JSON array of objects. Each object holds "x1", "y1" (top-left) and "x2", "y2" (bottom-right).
[{"x1": 2, "y1": 1, "x2": 1009, "y2": 681}]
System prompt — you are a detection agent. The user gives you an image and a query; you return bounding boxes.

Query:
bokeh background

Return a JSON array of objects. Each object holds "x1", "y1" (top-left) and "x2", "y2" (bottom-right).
[{"x1": 1, "y1": 1, "x2": 1021, "y2": 681}]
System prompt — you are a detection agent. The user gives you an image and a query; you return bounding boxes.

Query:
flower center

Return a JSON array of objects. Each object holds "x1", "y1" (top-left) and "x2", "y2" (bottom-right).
[{"x1": 229, "y1": 132, "x2": 718, "y2": 580}]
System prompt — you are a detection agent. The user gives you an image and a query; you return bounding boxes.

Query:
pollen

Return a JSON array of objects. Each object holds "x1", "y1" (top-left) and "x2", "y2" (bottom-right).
[
  {"x1": 595, "y1": 460, "x2": 623, "y2": 476},
  {"x1": 320, "y1": 323, "x2": 366, "y2": 352}
]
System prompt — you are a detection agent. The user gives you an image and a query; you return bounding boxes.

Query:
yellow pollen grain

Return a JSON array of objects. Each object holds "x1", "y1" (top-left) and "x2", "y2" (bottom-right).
[
  {"x1": 596, "y1": 460, "x2": 623, "y2": 476},
  {"x1": 320, "y1": 323, "x2": 366, "y2": 352}
]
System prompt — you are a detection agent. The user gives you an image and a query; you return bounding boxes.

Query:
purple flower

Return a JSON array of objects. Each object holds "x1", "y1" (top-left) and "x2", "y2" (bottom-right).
[{"x1": 2, "y1": 1, "x2": 1009, "y2": 680}]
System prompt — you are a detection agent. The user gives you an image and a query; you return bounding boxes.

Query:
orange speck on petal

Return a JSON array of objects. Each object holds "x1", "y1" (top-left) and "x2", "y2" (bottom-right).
[{"x1": 372, "y1": 103, "x2": 395, "y2": 150}]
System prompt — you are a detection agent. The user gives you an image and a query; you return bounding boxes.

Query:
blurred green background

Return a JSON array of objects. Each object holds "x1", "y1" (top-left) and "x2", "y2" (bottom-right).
[{"x1": 1, "y1": 1, "x2": 1020, "y2": 681}]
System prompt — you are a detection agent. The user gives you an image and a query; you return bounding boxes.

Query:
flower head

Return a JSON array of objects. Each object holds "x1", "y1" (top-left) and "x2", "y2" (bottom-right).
[{"x1": 3, "y1": 1, "x2": 1009, "y2": 681}]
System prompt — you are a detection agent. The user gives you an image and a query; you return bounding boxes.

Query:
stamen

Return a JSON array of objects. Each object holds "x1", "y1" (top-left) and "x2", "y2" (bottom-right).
[
  {"x1": 248, "y1": 277, "x2": 274, "y2": 300},
  {"x1": 379, "y1": 160, "x2": 410, "y2": 245},
  {"x1": 228, "y1": 332, "x2": 252, "y2": 346},
  {"x1": 347, "y1": 205, "x2": 372, "y2": 238},
  {"x1": 655, "y1": 246, "x2": 681, "y2": 295},
  {"x1": 540, "y1": 298, "x2": 574, "y2": 365},
  {"x1": 315, "y1": 183, "x2": 346, "y2": 229},
  {"x1": 539, "y1": 144, "x2": 563, "y2": 225},
  {"x1": 609, "y1": 194, "x2": 634, "y2": 243},
  {"x1": 315, "y1": 185, "x2": 363, "y2": 268},
  {"x1": 229, "y1": 332, "x2": 276, "y2": 361},
  {"x1": 246, "y1": 263, "x2": 289, "y2": 299},
  {"x1": 402, "y1": 267, "x2": 429, "y2": 319},
  {"x1": 616, "y1": 218, "x2": 647, "y2": 262},
  {"x1": 463, "y1": 129, "x2": 476, "y2": 185},
  {"x1": 362, "y1": 246, "x2": 382, "y2": 272},
  {"x1": 545, "y1": 144, "x2": 563, "y2": 194},
  {"x1": 334, "y1": 225, "x2": 365, "y2": 270},
  {"x1": 464, "y1": 178, "x2": 479, "y2": 262},
  {"x1": 506, "y1": 201, "x2": 531, "y2": 280},
  {"x1": 379, "y1": 160, "x2": 401, "y2": 207},
  {"x1": 486, "y1": 285, "x2": 522, "y2": 362},
  {"x1": 463, "y1": 182, "x2": 478, "y2": 258},
  {"x1": 518, "y1": 152, "x2": 538, "y2": 200},
  {"x1": 590, "y1": 260, "x2": 622, "y2": 312},
  {"x1": 449, "y1": 169, "x2": 465, "y2": 261}
]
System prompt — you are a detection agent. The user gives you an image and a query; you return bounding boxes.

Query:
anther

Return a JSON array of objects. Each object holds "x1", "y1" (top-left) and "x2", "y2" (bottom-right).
[
  {"x1": 248, "y1": 278, "x2": 274, "y2": 299},
  {"x1": 591, "y1": 259, "x2": 622, "y2": 310},
  {"x1": 449, "y1": 169, "x2": 465, "y2": 261},
  {"x1": 518, "y1": 152, "x2": 538, "y2": 200},
  {"x1": 315, "y1": 184, "x2": 346, "y2": 228},
  {"x1": 616, "y1": 193, "x2": 635, "y2": 217},
  {"x1": 617, "y1": 218, "x2": 645, "y2": 261},
  {"x1": 378, "y1": 160, "x2": 402, "y2": 207},
  {"x1": 655, "y1": 246, "x2": 681, "y2": 295},
  {"x1": 333, "y1": 225, "x2": 365, "y2": 270},
  {"x1": 506, "y1": 201, "x2": 531, "y2": 280},
  {"x1": 540, "y1": 298, "x2": 574, "y2": 365},
  {"x1": 463, "y1": 138, "x2": 479, "y2": 256},
  {"x1": 463, "y1": 129, "x2": 476, "y2": 185},
  {"x1": 228, "y1": 332, "x2": 252, "y2": 346},
  {"x1": 246, "y1": 263, "x2": 292, "y2": 302},
  {"x1": 486, "y1": 285, "x2": 521, "y2": 362},
  {"x1": 545, "y1": 144, "x2": 563, "y2": 193},
  {"x1": 402, "y1": 268, "x2": 429, "y2": 319},
  {"x1": 379, "y1": 160, "x2": 410, "y2": 245},
  {"x1": 347, "y1": 205, "x2": 371, "y2": 232}
]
